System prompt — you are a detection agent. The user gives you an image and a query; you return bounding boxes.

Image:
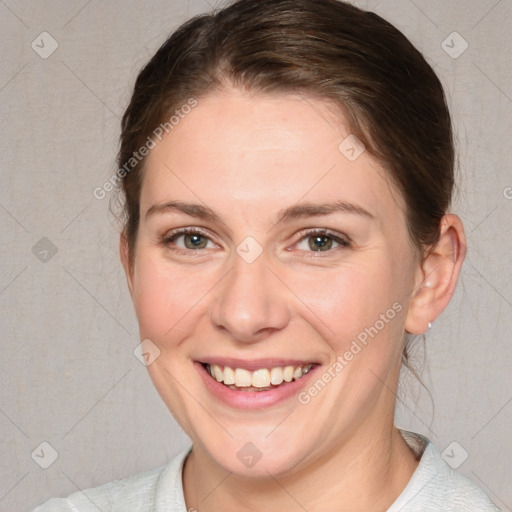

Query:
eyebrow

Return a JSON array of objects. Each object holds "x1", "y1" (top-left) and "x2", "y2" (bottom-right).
[
  {"x1": 146, "y1": 201, "x2": 227, "y2": 224},
  {"x1": 276, "y1": 200, "x2": 374, "y2": 223},
  {"x1": 145, "y1": 199, "x2": 374, "y2": 227}
]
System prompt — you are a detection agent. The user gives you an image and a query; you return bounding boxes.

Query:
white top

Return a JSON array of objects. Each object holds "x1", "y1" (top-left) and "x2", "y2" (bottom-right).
[{"x1": 34, "y1": 431, "x2": 500, "y2": 511}]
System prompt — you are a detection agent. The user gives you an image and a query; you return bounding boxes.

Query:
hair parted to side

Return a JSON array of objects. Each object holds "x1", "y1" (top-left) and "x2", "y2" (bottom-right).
[{"x1": 116, "y1": 0, "x2": 455, "y2": 373}]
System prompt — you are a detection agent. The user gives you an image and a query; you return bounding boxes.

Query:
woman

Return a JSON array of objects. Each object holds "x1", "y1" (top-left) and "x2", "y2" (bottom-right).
[{"x1": 35, "y1": 0, "x2": 501, "y2": 510}]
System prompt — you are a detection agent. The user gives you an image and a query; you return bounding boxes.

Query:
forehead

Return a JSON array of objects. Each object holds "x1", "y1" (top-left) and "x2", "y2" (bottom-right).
[{"x1": 140, "y1": 90, "x2": 405, "y2": 225}]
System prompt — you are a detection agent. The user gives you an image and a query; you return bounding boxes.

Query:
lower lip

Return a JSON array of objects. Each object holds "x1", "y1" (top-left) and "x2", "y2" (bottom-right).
[{"x1": 195, "y1": 362, "x2": 318, "y2": 410}]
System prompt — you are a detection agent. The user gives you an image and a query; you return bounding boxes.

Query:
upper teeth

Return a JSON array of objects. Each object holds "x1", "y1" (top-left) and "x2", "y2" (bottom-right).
[{"x1": 206, "y1": 364, "x2": 313, "y2": 388}]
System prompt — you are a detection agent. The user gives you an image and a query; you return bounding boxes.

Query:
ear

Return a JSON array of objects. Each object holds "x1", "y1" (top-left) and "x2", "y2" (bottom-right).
[
  {"x1": 405, "y1": 214, "x2": 466, "y2": 335},
  {"x1": 119, "y1": 231, "x2": 135, "y2": 298}
]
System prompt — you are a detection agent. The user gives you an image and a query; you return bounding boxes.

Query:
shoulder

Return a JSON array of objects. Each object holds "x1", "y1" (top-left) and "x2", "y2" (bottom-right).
[
  {"x1": 32, "y1": 446, "x2": 192, "y2": 512},
  {"x1": 32, "y1": 466, "x2": 165, "y2": 512},
  {"x1": 390, "y1": 431, "x2": 501, "y2": 512}
]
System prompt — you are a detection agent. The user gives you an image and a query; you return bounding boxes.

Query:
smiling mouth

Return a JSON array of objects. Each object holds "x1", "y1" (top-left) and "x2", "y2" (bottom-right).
[{"x1": 202, "y1": 363, "x2": 314, "y2": 392}]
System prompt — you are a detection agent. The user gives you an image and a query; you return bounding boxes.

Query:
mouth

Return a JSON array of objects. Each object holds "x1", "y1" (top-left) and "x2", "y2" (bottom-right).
[
  {"x1": 195, "y1": 359, "x2": 319, "y2": 409},
  {"x1": 201, "y1": 362, "x2": 314, "y2": 392}
]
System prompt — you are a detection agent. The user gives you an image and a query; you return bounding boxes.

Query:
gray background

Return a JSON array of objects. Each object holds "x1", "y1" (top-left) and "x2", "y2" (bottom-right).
[{"x1": 0, "y1": 0, "x2": 511, "y2": 510}]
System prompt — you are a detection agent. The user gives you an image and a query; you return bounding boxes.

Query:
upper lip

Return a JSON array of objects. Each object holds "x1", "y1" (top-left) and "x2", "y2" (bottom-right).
[{"x1": 198, "y1": 357, "x2": 318, "y2": 371}]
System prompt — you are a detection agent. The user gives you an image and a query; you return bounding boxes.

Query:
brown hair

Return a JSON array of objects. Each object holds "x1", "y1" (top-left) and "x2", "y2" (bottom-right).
[{"x1": 117, "y1": 0, "x2": 454, "y2": 266}]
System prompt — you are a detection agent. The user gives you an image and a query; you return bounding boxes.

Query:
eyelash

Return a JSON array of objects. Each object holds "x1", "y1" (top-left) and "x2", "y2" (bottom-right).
[
  {"x1": 294, "y1": 228, "x2": 351, "y2": 255},
  {"x1": 160, "y1": 227, "x2": 351, "y2": 255}
]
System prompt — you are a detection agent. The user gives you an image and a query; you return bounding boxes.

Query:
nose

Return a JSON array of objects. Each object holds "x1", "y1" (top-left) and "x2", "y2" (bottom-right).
[{"x1": 209, "y1": 253, "x2": 291, "y2": 343}]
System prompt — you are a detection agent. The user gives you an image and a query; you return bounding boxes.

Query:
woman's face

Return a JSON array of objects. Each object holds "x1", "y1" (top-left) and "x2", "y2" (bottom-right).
[{"x1": 123, "y1": 89, "x2": 421, "y2": 476}]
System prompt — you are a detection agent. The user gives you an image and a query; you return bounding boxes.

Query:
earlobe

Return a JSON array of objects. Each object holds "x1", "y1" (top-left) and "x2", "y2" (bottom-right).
[
  {"x1": 119, "y1": 232, "x2": 135, "y2": 297},
  {"x1": 405, "y1": 214, "x2": 466, "y2": 335},
  {"x1": 405, "y1": 283, "x2": 434, "y2": 335}
]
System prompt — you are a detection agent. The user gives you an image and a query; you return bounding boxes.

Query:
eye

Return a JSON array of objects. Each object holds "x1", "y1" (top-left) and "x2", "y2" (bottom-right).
[
  {"x1": 295, "y1": 229, "x2": 350, "y2": 253},
  {"x1": 162, "y1": 228, "x2": 217, "y2": 251}
]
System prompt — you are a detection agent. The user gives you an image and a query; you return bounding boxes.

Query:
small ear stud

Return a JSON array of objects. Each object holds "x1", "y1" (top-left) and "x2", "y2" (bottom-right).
[{"x1": 428, "y1": 322, "x2": 432, "y2": 329}]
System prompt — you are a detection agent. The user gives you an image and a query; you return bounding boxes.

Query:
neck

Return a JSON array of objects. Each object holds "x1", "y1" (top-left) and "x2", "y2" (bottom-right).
[{"x1": 183, "y1": 423, "x2": 419, "y2": 512}]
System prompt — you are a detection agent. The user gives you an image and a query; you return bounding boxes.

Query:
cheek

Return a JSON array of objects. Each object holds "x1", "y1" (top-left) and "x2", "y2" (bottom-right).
[
  {"x1": 131, "y1": 256, "x2": 209, "y2": 341},
  {"x1": 292, "y1": 259, "x2": 409, "y2": 398},
  {"x1": 286, "y1": 260, "x2": 399, "y2": 341}
]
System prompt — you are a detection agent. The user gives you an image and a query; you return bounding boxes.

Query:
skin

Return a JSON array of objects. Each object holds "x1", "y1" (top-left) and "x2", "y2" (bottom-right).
[{"x1": 120, "y1": 89, "x2": 466, "y2": 511}]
